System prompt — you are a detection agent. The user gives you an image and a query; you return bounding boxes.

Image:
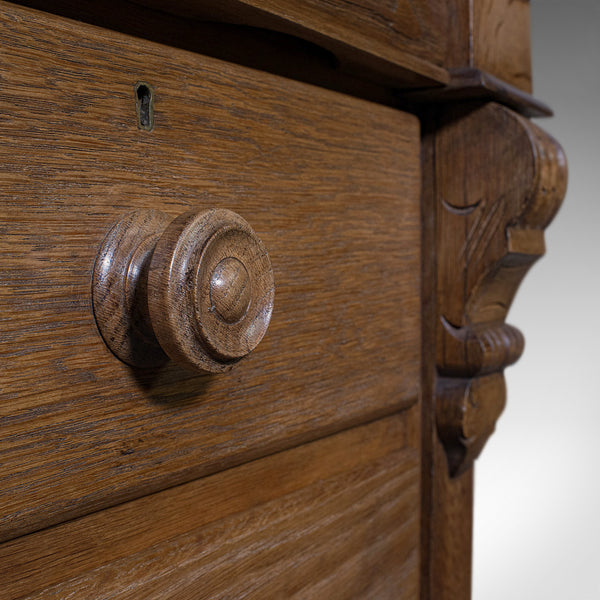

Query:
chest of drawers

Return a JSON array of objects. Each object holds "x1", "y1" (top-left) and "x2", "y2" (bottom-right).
[{"x1": 0, "y1": 2, "x2": 566, "y2": 598}]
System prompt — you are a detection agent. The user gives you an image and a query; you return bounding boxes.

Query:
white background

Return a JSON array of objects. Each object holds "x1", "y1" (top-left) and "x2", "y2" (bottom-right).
[{"x1": 473, "y1": 1, "x2": 600, "y2": 598}]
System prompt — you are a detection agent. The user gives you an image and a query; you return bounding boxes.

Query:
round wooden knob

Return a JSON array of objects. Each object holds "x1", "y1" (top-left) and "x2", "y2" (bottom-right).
[{"x1": 92, "y1": 208, "x2": 274, "y2": 373}]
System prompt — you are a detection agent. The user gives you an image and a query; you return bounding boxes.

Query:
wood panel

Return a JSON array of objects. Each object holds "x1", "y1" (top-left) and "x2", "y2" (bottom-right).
[
  {"x1": 129, "y1": 0, "x2": 535, "y2": 94},
  {"x1": 3, "y1": 0, "x2": 412, "y2": 107},
  {"x1": 0, "y1": 2, "x2": 421, "y2": 542},
  {"x1": 135, "y1": 0, "x2": 455, "y2": 86},
  {"x1": 10, "y1": 0, "x2": 451, "y2": 90},
  {"x1": 472, "y1": 0, "x2": 532, "y2": 93},
  {"x1": 419, "y1": 113, "x2": 473, "y2": 600},
  {"x1": 0, "y1": 413, "x2": 421, "y2": 599},
  {"x1": 8, "y1": 1, "x2": 539, "y2": 100}
]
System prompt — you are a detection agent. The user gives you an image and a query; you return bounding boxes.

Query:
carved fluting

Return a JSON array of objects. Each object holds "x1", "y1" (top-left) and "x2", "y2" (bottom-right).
[{"x1": 435, "y1": 103, "x2": 567, "y2": 476}]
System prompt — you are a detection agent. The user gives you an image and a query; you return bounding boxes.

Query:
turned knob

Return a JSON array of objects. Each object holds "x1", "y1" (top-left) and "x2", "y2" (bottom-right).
[{"x1": 92, "y1": 208, "x2": 274, "y2": 373}]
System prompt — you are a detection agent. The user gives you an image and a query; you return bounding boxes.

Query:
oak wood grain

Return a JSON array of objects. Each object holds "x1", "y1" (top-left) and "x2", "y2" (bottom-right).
[
  {"x1": 9, "y1": 1, "x2": 544, "y2": 114},
  {"x1": 0, "y1": 413, "x2": 420, "y2": 600},
  {"x1": 148, "y1": 209, "x2": 274, "y2": 371},
  {"x1": 419, "y1": 115, "x2": 473, "y2": 600},
  {"x1": 92, "y1": 208, "x2": 275, "y2": 372},
  {"x1": 10, "y1": 0, "x2": 451, "y2": 91},
  {"x1": 401, "y1": 68, "x2": 553, "y2": 119},
  {"x1": 133, "y1": 0, "x2": 454, "y2": 86},
  {"x1": 0, "y1": 2, "x2": 420, "y2": 542},
  {"x1": 427, "y1": 444, "x2": 473, "y2": 600},
  {"x1": 434, "y1": 102, "x2": 567, "y2": 475},
  {"x1": 472, "y1": 0, "x2": 532, "y2": 93}
]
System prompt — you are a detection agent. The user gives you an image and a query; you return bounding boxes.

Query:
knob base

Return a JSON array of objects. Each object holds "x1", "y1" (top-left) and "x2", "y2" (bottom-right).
[{"x1": 92, "y1": 210, "x2": 170, "y2": 368}]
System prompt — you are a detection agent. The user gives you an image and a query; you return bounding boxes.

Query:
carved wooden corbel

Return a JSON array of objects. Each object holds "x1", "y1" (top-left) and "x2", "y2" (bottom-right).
[{"x1": 435, "y1": 102, "x2": 567, "y2": 476}]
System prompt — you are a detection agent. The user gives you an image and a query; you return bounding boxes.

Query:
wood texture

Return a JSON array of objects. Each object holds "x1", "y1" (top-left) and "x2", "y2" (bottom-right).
[
  {"x1": 93, "y1": 208, "x2": 274, "y2": 372},
  {"x1": 6, "y1": 0, "x2": 399, "y2": 108},
  {"x1": 0, "y1": 413, "x2": 421, "y2": 600},
  {"x1": 92, "y1": 209, "x2": 171, "y2": 368},
  {"x1": 426, "y1": 446, "x2": 473, "y2": 600},
  {"x1": 148, "y1": 209, "x2": 274, "y2": 371},
  {"x1": 472, "y1": 0, "x2": 532, "y2": 93},
  {"x1": 401, "y1": 68, "x2": 553, "y2": 119},
  {"x1": 0, "y1": 2, "x2": 565, "y2": 599},
  {"x1": 0, "y1": 2, "x2": 421, "y2": 542},
  {"x1": 10, "y1": 1, "x2": 542, "y2": 111},
  {"x1": 134, "y1": 0, "x2": 454, "y2": 86},
  {"x1": 419, "y1": 115, "x2": 473, "y2": 600},
  {"x1": 134, "y1": 0, "x2": 534, "y2": 94},
  {"x1": 420, "y1": 99, "x2": 567, "y2": 600},
  {"x1": 434, "y1": 103, "x2": 567, "y2": 475},
  {"x1": 11, "y1": 0, "x2": 451, "y2": 91}
]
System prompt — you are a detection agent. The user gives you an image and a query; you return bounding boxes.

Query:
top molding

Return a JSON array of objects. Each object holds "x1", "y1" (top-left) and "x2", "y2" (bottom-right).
[{"x1": 13, "y1": 0, "x2": 545, "y2": 115}]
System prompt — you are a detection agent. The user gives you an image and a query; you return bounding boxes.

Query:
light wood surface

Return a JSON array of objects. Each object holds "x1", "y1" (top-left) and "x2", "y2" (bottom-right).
[
  {"x1": 472, "y1": 0, "x2": 532, "y2": 93},
  {"x1": 0, "y1": 1, "x2": 420, "y2": 543},
  {"x1": 0, "y1": 413, "x2": 420, "y2": 599}
]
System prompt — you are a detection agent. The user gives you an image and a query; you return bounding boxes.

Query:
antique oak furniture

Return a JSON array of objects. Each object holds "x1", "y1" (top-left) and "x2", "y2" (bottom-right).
[{"x1": 0, "y1": 1, "x2": 566, "y2": 598}]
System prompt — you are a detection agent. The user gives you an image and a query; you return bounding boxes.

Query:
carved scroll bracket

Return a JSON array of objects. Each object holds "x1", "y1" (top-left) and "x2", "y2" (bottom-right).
[{"x1": 435, "y1": 102, "x2": 567, "y2": 476}]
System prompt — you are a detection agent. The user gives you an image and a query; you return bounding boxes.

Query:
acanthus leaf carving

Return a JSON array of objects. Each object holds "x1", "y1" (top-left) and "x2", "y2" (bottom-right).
[{"x1": 435, "y1": 102, "x2": 567, "y2": 476}]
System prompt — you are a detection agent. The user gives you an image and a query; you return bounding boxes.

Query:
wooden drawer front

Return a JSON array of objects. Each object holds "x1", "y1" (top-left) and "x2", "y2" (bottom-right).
[
  {"x1": 137, "y1": 0, "x2": 455, "y2": 85},
  {"x1": 0, "y1": 3, "x2": 420, "y2": 542},
  {"x1": 237, "y1": 0, "x2": 452, "y2": 63},
  {"x1": 1, "y1": 414, "x2": 420, "y2": 599}
]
